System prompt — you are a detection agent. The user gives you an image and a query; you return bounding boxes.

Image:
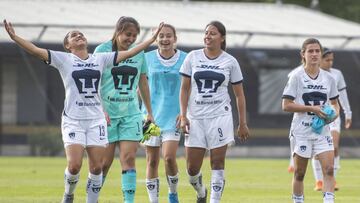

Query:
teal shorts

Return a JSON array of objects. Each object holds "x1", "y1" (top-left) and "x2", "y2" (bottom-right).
[{"x1": 107, "y1": 114, "x2": 143, "y2": 143}]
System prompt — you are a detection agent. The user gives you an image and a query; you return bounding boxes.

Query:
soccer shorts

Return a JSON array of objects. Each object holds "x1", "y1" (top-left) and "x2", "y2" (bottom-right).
[
  {"x1": 61, "y1": 115, "x2": 108, "y2": 148},
  {"x1": 185, "y1": 114, "x2": 235, "y2": 150},
  {"x1": 107, "y1": 114, "x2": 143, "y2": 143},
  {"x1": 143, "y1": 130, "x2": 181, "y2": 147},
  {"x1": 290, "y1": 134, "x2": 334, "y2": 159},
  {"x1": 329, "y1": 117, "x2": 341, "y2": 133}
]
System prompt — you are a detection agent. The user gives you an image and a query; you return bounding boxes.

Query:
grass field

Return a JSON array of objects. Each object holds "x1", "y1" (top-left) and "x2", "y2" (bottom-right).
[{"x1": 0, "y1": 157, "x2": 359, "y2": 203}]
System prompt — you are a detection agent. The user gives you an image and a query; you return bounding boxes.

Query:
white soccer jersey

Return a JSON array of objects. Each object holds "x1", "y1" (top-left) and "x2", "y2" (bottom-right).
[
  {"x1": 47, "y1": 50, "x2": 117, "y2": 120},
  {"x1": 289, "y1": 66, "x2": 352, "y2": 119},
  {"x1": 180, "y1": 49, "x2": 243, "y2": 119},
  {"x1": 282, "y1": 68, "x2": 339, "y2": 138},
  {"x1": 328, "y1": 68, "x2": 352, "y2": 119}
]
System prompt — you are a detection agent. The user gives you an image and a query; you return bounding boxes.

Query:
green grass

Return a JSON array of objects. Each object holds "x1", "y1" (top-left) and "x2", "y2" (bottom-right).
[{"x1": 0, "y1": 157, "x2": 359, "y2": 202}]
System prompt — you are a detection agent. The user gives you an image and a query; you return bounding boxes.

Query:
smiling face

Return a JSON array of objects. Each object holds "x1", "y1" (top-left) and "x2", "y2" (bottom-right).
[
  {"x1": 203, "y1": 25, "x2": 224, "y2": 51},
  {"x1": 63, "y1": 30, "x2": 87, "y2": 52},
  {"x1": 116, "y1": 25, "x2": 139, "y2": 51},
  {"x1": 157, "y1": 26, "x2": 177, "y2": 52},
  {"x1": 301, "y1": 43, "x2": 322, "y2": 67}
]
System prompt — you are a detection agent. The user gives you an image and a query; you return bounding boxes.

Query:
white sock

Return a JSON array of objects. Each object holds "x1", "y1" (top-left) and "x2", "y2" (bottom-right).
[
  {"x1": 146, "y1": 177, "x2": 159, "y2": 203},
  {"x1": 323, "y1": 192, "x2": 334, "y2": 203},
  {"x1": 64, "y1": 167, "x2": 80, "y2": 195},
  {"x1": 86, "y1": 172, "x2": 102, "y2": 203},
  {"x1": 210, "y1": 170, "x2": 225, "y2": 203},
  {"x1": 312, "y1": 159, "x2": 323, "y2": 181},
  {"x1": 292, "y1": 194, "x2": 304, "y2": 203},
  {"x1": 189, "y1": 172, "x2": 206, "y2": 198},
  {"x1": 167, "y1": 173, "x2": 179, "y2": 194},
  {"x1": 334, "y1": 156, "x2": 340, "y2": 178}
]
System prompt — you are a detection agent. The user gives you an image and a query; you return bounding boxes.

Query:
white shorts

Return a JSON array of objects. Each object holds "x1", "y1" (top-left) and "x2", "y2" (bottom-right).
[
  {"x1": 185, "y1": 114, "x2": 235, "y2": 150},
  {"x1": 329, "y1": 117, "x2": 341, "y2": 133},
  {"x1": 290, "y1": 135, "x2": 334, "y2": 159},
  {"x1": 61, "y1": 115, "x2": 108, "y2": 148},
  {"x1": 143, "y1": 131, "x2": 181, "y2": 147}
]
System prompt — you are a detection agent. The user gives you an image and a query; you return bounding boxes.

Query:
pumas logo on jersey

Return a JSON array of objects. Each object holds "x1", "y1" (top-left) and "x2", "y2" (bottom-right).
[
  {"x1": 304, "y1": 85, "x2": 327, "y2": 90},
  {"x1": 73, "y1": 63, "x2": 99, "y2": 68},
  {"x1": 111, "y1": 66, "x2": 138, "y2": 95},
  {"x1": 72, "y1": 69, "x2": 101, "y2": 98},
  {"x1": 194, "y1": 71, "x2": 225, "y2": 98}
]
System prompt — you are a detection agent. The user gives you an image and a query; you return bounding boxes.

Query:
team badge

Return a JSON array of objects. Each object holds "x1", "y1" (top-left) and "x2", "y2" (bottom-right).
[{"x1": 300, "y1": 145, "x2": 306, "y2": 152}]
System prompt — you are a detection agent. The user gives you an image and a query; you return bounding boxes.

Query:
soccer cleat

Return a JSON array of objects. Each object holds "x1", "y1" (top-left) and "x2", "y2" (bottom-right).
[
  {"x1": 314, "y1": 180, "x2": 323, "y2": 191},
  {"x1": 334, "y1": 181, "x2": 339, "y2": 191},
  {"x1": 196, "y1": 188, "x2": 207, "y2": 203},
  {"x1": 168, "y1": 192, "x2": 179, "y2": 203},
  {"x1": 61, "y1": 193, "x2": 74, "y2": 203},
  {"x1": 141, "y1": 120, "x2": 161, "y2": 143},
  {"x1": 287, "y1": 165, "x2": 294, "y2": 173}
]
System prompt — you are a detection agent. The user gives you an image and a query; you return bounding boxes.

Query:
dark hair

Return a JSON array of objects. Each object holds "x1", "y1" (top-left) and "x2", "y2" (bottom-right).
[
  {"x1": 206, "y1": 21, "x2": 226, "y2": 50},
  {"x1": 112, "y1": 16, "x2": 140, "y2": 51},
  {"x1": 322, "y1": 47, "x2": 333, "y2": 58},
  {"x1": 300, "y1": 38, "x2": 323, "y2": 65}
]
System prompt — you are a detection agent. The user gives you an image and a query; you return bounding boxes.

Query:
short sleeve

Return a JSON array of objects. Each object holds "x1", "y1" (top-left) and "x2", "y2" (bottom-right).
[
  {"x1": 329, "y1": 76, "x2": 339, "y2": 100},
  {"x1": 282, "y1": 74, "x2": 297, "y2": 100},
  {"x1": 230, "y1": 58, "x2": 243, "y2": 84},
  {"x1": 47, "y1": 50, "x2": 69, "y2": 69},
  {"x1": 179, "y1": 52, "x2": 192, "y2": 77}
]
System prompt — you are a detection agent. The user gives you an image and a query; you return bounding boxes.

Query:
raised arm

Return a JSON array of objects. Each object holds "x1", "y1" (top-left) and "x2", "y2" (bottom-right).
[
  {"x1": 3, "y1": 19, "x2": 48, "y2": 61},
  {"x1": 116, "y1": 22, "x2": 164, "y2": 63}
]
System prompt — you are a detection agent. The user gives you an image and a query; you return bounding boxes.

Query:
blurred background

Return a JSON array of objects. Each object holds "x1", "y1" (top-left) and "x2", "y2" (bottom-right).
[{"x1": 0, "y1": 0, "x2": 359, "y2": 157}]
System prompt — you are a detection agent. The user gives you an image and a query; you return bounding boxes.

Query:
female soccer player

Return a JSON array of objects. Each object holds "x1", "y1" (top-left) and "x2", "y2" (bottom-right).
[
  {"x1": 93, "y1": 16, "x2": 155, "y2": 203},
  {"x1": 3, "y1": 19, "x2": 162, "y2": 203},
  {"x1": 282, "y1": 38, "x2": 340, "y2": 203},
  {"x1": 311, "y1": 48, "x2": 352, "y2": 191},
  {"x1": 179, "y1": 21, "x2": 250, "y2": 203},
  {"x1": 143, "y1": 24, "x2": 187, "y2": 203}
]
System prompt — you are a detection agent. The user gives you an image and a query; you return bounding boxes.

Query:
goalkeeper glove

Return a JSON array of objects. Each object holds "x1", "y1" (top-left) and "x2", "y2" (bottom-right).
[{"x1": 141, "y1": 120, "x2": 161, "y2": 143}]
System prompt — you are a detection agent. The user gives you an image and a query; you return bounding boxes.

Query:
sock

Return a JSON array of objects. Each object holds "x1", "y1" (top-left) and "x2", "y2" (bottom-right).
[
  {"x1": 64, "y1": 167, "x2": 80, "y2": 195},
  {"x1": 289, "y1": 155, "x2": 294, "y2": 167},
  {"x1": 122, "y1": 169, "x2": 136, "y2": 203},
  {"x1": 146, "y1": 177, "x2": 159, "y2": 203},
  {"x1": 292, "y1": 194, "x2": 304, "y2": 203},
  {"x1": 312, "y1": 159, "x2": 323, "y2": 181},
  {"x1": 210, "y1": 170, "x2": 225, "y2": 203},
  {"x1": 323, "y1": 192, "x2": 334, "y2": 203},
  {"x1": 188, "y1": 172, "x2": 206, "y2": 198},
  {"x1": 86, "y1": 172, "x2": 102, "y2": 203},
  {"x1": 167, "y1": 173, "x2": 179, "y2": 194},
  {"x1": 334, "y1": 156, "x2": 340, "y2": 178}
]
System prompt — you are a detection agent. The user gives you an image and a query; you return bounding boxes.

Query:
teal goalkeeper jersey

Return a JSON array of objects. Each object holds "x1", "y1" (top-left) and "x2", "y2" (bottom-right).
[
  {"x1": 145, "y1": 49, "x2": 187, "y2": 132},
  {"x1": 94, "y1": 41, "x2": 147, "y2": 118}
]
